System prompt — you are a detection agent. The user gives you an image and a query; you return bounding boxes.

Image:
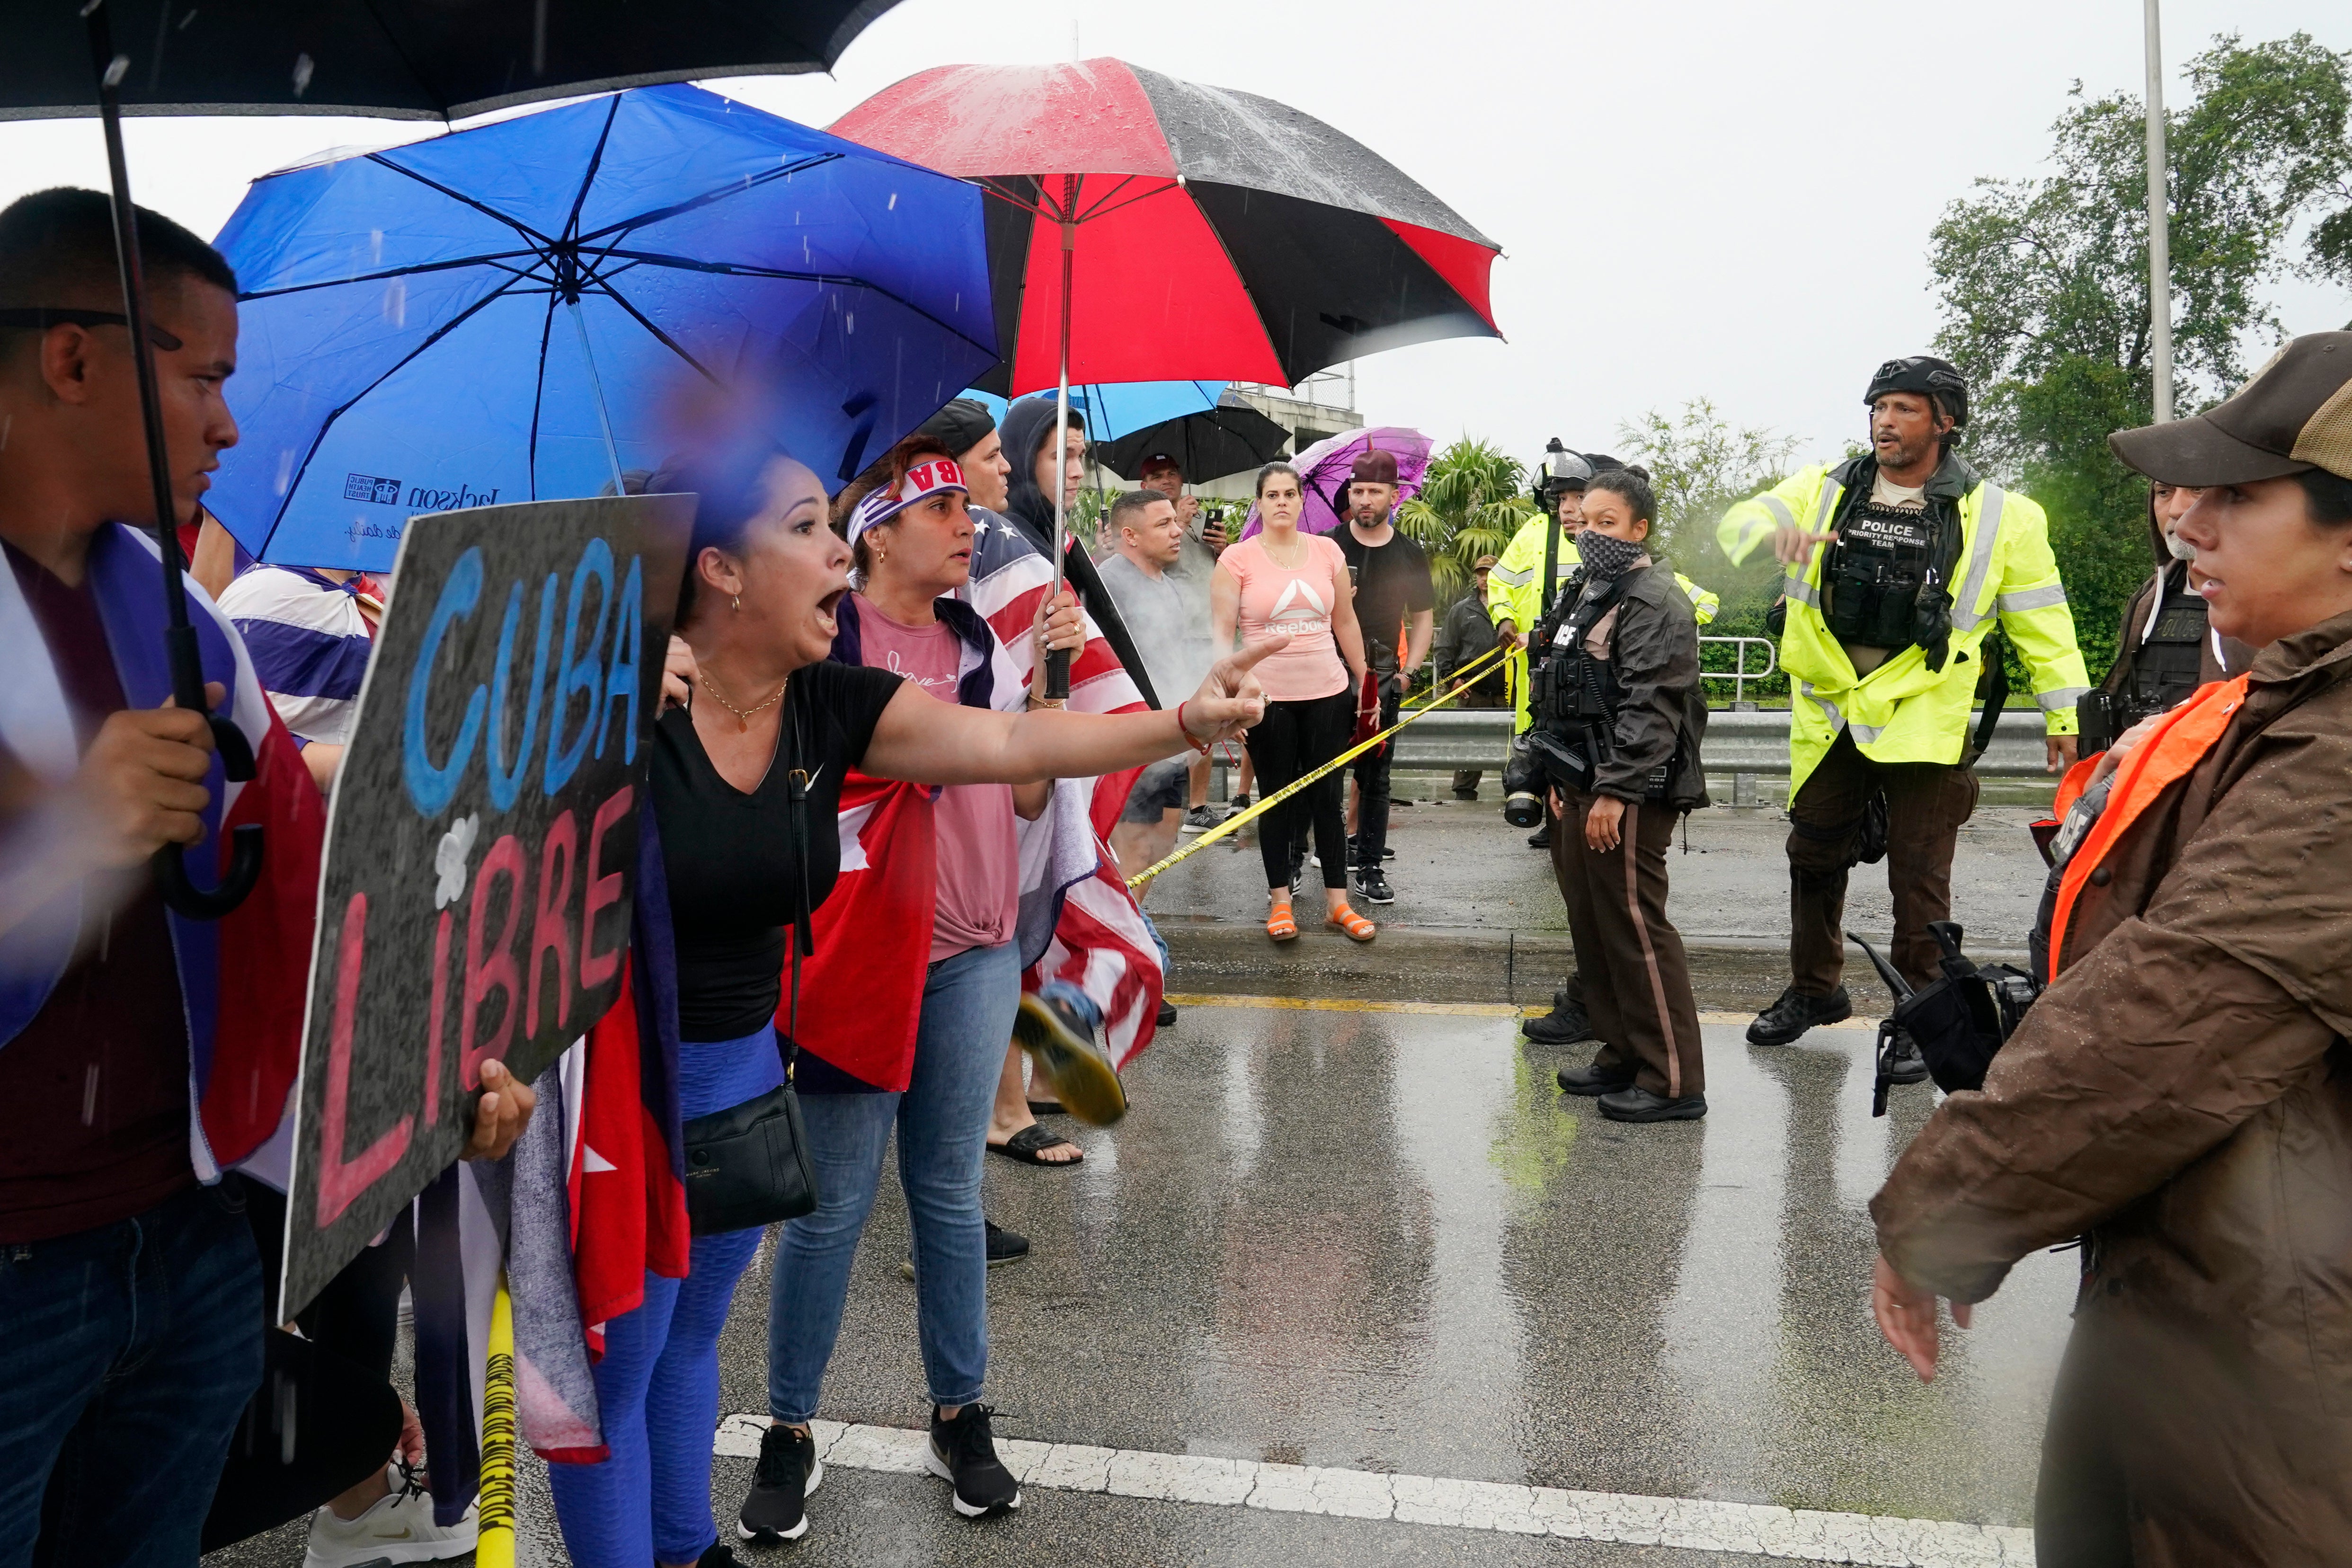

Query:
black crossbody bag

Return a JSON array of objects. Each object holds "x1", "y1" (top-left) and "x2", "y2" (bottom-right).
[{"x1": 679, "y1": 706, "x2": 822, "y2": 1235}]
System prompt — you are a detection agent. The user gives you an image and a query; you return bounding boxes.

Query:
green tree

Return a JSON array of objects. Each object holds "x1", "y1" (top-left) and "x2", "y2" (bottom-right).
[
  {"x1": 1930, "y1": 31, "x2": 2352, "y2": 677},
  {"x1": 1395, "y1": 436, "x2": 1538, "y2": 604}
]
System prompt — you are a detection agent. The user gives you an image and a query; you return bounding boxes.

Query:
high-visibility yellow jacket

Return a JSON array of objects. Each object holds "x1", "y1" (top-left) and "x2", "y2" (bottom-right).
[
  {"x1": 1717, "y1": 457, "x2": 2089, "y2": 797},
  {"x1": 1486, "y1": 514, "x2": 1719, "y2": 732}
]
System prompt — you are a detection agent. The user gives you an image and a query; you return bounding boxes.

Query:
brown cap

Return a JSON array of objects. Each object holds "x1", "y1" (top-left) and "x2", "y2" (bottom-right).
[
  {"x1": 1350, "y1": 446, "x2": 1399, "y2": 487},
  {"x1": 2110, "y1": 332, "x2": 2352, "y2": 485},
  {"x1": 1472, "y1": 554, "x2": 1499, "y2": 570}
]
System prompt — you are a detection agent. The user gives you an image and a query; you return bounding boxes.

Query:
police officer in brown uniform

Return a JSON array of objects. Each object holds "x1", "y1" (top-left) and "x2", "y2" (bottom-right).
[{"x1": 1533, "y1": 470, "x2": 1711, "y2": 1123}]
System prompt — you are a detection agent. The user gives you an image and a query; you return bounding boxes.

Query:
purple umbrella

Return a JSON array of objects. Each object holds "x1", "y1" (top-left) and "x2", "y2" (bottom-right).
[{"x1": 1243, "y1": 426, "x2": 1434, "y2": 537}]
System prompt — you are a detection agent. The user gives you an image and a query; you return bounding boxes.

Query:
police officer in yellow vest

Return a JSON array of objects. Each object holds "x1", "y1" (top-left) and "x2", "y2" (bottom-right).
[{"x1": 1718, "y1": 357, "x2": 2088, "y2": 1072}]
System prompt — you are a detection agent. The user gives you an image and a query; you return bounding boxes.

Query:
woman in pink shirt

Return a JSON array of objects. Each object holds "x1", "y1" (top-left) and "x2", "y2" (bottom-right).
[{"x1": 1212, "y1": 463, "x2": 1376, "y2": 941}]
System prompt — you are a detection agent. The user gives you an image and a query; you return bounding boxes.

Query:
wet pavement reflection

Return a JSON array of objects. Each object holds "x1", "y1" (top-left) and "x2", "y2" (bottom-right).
[{"x1": 717, "y1": 999, "x2": 2072, "y2": 1540}]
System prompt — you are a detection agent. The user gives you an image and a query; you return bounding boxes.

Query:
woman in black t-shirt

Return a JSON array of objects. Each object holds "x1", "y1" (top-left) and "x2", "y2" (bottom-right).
[{"x1": 546, "y1": 442, "x2": 1283, "y2": 1568}]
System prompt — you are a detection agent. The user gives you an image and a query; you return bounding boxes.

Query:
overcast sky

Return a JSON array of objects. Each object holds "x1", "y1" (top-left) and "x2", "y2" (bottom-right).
[{"x1": 4, "y1": 0, "x2": 2344, "y2": 478}]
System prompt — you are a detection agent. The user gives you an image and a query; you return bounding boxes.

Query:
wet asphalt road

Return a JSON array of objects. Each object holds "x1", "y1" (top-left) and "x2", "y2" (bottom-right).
[{"x1": 213, "y1": 995, "x2": 2071, "y2": 1567}]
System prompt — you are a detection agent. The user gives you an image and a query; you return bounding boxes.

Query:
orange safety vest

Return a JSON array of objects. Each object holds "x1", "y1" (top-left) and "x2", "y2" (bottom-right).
[{"x1": 2045, "y1": 674, "x2": 2250, "y2": 983}]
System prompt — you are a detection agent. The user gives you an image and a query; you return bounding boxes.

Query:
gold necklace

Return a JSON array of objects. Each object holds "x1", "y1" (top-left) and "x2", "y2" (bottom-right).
[
  {"x1": 1261, "y1": 528, "x2": 1306, "y2": 568},
  {"x1": 699, "y1": 669, "x2": 787, "y2": 732}
]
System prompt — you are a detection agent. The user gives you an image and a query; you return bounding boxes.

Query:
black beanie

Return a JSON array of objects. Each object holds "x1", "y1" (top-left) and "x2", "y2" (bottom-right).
[{"x1": 918, "y1": 397, "x2": 1000, "y2": 461}]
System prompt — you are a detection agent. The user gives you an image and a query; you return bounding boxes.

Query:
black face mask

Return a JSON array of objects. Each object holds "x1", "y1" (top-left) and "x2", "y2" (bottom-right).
[{"x1": 1576, "y1": 530, "x2": 1648, "y2": 582}]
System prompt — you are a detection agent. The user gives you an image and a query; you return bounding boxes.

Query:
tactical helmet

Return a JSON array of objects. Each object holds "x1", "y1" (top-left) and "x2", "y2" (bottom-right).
[
  {"x1": 1865, "y1": 356, "x2": 1970, "y2": 428},
  {"x1": 1533, "y1": 439, "x2": 1594, "y2": 500}
]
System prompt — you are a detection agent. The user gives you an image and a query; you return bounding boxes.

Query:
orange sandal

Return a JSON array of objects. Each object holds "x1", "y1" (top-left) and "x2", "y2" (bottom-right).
[
  {"x1": 1266, "y1": 900, "x2": 1299, "y2": 941},
  {"x1": 1327, "y1": 906, "x2": 1376, "y2": 942}
]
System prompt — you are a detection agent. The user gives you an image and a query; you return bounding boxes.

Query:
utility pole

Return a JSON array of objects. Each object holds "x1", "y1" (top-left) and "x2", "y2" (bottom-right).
[{"x1": 2145, "y1": 0, "x2": 2174, "y2": 422}]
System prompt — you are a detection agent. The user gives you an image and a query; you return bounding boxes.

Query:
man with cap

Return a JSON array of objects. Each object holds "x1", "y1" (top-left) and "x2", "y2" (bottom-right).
[
  {"x1": 1136, "y1": 452, "x2": 1232, "y2": 828},
  {"x1": 1333, "y1": 447, "x2": 1435, "y2": 905},
  {"x1": 1717, "y1": 358, "x2": 2091, "y2": 1076},
  {"x1": 1867, "y1": 331, "x2": 2352, "y2": 1565},
  {"x1": 1434, "y1": 554, "x2": 1506, "y2": 797}
]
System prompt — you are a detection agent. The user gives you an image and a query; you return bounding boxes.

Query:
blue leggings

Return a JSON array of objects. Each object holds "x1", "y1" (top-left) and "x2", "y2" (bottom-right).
[{"x1": 548, "y1": 1026, "x2": 784, "y2": 1568}]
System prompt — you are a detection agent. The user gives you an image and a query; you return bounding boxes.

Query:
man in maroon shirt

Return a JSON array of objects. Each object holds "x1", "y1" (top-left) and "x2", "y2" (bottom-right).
[{"x1": 0, "y1": 189, "x2": 533, "y2": 1568}]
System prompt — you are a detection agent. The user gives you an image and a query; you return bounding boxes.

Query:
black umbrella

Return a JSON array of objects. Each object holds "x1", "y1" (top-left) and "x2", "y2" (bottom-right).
[
  {"x1": 1096, "y1": 392, "x2": 1292, "y2": 483},
  {"x1": 6, "y1": 0, "x2": 906, "y2": 918}
]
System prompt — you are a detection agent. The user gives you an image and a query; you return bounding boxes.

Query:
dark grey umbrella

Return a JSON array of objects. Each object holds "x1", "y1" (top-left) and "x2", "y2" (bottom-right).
[
  {"x1": 1097, "y1": 393, "x2": 1292, "y2": 482},
  {"x1": 5, "y1": 0, "x2": 907, "y2": 918}
]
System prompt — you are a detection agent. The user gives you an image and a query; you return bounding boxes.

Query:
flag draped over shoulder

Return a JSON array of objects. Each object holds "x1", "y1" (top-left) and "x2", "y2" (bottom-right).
[
  {"x1": 964, "y1": 509, "x2": 1165, "y2": 1065},
  {"x1": 791, "y1": 771, "x2": 935, "y2": 1090},
  {"x1": 0, "y1": 523, "x2": 323, "y2": 1174}
]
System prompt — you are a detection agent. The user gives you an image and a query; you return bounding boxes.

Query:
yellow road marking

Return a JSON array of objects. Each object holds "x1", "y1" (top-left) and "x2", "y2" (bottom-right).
[{"x1": 1164, "y1": 994, "x2": 1881, "y2": 1030}]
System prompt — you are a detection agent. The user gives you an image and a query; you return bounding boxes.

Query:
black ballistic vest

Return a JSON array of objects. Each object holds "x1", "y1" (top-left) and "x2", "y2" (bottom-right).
[
  {"x1": 1823, "y1": 499, "x2": 1941, "y2": 650},
  {"x1": 2120, "y1": 589, "x2": 2210, "y2": 727},
  {"x1": 1526, "y1": 571, "x2": 1670, "y2": 799}
]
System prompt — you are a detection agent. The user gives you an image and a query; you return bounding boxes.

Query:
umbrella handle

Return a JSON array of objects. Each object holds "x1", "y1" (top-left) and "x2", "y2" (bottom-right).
[
  {"x1": 1043, "y1": 646, "x2": 1072, "y2": 701},
  {"x1": 157, "y1": 711, "x2": 264, "y2": 922}
]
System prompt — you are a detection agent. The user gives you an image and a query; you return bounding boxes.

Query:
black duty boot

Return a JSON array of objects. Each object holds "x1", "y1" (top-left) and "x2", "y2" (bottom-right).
[
  {"x1": 1522, "y1": 988, "x2": 1595, "y2": 1045},
  {"x1": 1596, "y1": 1087, "x2": 1708, "y2": 1123},
  {"x1": 1746, "y1": 984, "x2": 1853, "y2": 1047},
  {"x1": 1556, "y1": 1060, "x2": 1635, "y2": 1097},
  {"x1": 1527, "y1": 819, "x2": 1551, "y2": 850},
  {"x1": 1882, "y1": 1026, "x2": 1930, "y2": 1085}
]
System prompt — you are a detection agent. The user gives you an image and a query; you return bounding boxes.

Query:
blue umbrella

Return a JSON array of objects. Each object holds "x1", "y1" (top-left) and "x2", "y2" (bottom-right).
[
  {"x1": 209, "y1": 82, "x2": 997, "y2": 572},
  {"x1": 959, "y1": 380, "x2": 1229, "y2": 444}
]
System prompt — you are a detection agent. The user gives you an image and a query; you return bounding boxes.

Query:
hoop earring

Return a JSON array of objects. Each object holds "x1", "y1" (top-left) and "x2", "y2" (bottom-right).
[{"x1": 732, "y1": 594, "x2": 741, "y2": 612}]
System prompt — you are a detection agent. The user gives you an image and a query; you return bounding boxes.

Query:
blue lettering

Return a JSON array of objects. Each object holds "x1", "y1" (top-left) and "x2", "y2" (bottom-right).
[
  {"x1": 403, "y1": 548, "x2": 487, "y2": 816},
  {"x1": 596, "y1": 556, "x2": 643, "y2": 764},
  {"x1": 486, "y1": 573, "x2": 557, "y2": 812},
  {"x1": 544, "y1": 538, "x2": 613, "y2": 794}
]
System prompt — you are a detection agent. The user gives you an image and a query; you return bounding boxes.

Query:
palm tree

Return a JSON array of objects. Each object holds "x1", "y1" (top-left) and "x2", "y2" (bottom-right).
[{"x1": 1396, "y1": 436, "x2": 1538, "y2": 603}]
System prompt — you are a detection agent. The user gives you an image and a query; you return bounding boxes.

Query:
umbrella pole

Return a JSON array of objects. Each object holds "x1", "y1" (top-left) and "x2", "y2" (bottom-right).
[
  {"x1": 84, "y1": 0, "x2": 262, "y2": 921},
  {"x1": 567, "y1": 300, "x2": 628, "y2": 496},
  {"x1": 1042, "y1": 180, "x2": 1079, "y2": 701}
]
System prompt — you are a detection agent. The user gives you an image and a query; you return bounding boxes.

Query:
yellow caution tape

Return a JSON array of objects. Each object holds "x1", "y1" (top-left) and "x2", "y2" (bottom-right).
[
  {"x1": 1125, "y1": 642, "x2": 1509, "y2": 888},
  {"x1": 475, "y1": 1277, "x2": 517, "y2": 1568}
]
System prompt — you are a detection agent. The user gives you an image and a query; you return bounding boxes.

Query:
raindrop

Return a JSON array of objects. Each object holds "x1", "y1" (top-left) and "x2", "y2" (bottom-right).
[
  {"x1": 292, "y1": 53, "x2": 313, "y2": 97},
  {"x1": 179, "y1": 9, "x2": 197, "y2": 28},
  {"x1": 383, "y1": 278, "x2": 407, "y2": 327},
  {"x1": 81, "y1": 1064, "x2": 99, "y2": 1126},
  {"x1": 888, "y1": 192, "x2": 897, "y2": 211},
  {"x1": 102, "y1": 53, "x2": 129, "y2": 90},
  {"x1": 370, "y1": 229, "x2": 383, "y2": 265},
  {"x1": 845, "y1": 312, "x2": 854, "y2": 334},
  {"x1": 275, "y1": 447, "x2": 296, "y2": 497}
]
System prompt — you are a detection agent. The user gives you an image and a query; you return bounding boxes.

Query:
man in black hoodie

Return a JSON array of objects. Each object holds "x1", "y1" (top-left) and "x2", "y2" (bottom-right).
[{"x1": 996, "y1": 395, "x2": 1159, "y2": 708}]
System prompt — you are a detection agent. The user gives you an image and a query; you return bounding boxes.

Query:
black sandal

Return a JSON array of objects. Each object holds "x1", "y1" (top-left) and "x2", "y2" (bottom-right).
[
  {"x1": 987, "y1": 1124, "x2": 1083, "y2": 1166},
  {"x1": 1025, "y1": 1098, "x2": 1066, "y2": 1116}
]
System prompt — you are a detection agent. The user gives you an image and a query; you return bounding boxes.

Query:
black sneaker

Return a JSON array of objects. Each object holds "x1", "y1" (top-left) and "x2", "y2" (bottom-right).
[
  {"x1": 1354, "y1": 868, "x2": 1394, "y2": 904},
  {"x1": 926, "y1": 1404, "x2": 1021, "y2": 1518},
  {"x1": 1746, "y1": 984, "x2": 1853, "y2": 1047},
  {"x1": 900, "y1": 1220, "x2": 1030, "y2": 1281},
  {"x1": 1229, "y1": 791, "x2": 1252, "y2": 811},
  {"x1": 1012, "y1": 993, "x2": 1127, "y2": 1126},
  {"x1": 1527, "y1": 820, "x2": 1551, "y2": 850},
  {"x1": 1596, "y1": 1086, "x2": 1708, "y2": 1122},
  {"x1": 1288, "y1": 847, "x2": 1308, "y2": 897},
  {"x1": 1556, "y1": 1061, "x2": 1634, "y2": 1096},
  {"x1": 1156, "y1": 998, "x2": 1178, "y2": 1028},
  {"x1": 1882, "y1": 1027, "x2": 1930, "y2": 1085},
  {"x1": 737, "y1": 1422, "x2": 822, "y2": 1543},
  {"x1": 694, "y1": 1545, "x2": 743, "y2": 1568},
  {"x1": 1522, "y1": 988, "x2": 1595, "y2": 1045},
  {"x1": 1344, "y1": 835, "x2": 1362, "y2": 871}
]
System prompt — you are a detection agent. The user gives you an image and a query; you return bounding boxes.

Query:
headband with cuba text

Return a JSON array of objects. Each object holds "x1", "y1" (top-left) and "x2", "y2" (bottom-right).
[{"x1": 850, "y1": 456, "x2": 968, "y2": 541}]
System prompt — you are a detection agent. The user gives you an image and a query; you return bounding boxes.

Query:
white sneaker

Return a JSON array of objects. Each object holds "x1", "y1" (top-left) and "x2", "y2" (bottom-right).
[{"x1": 302, "y1": 1468, "x2": 478, "y2": 1568}]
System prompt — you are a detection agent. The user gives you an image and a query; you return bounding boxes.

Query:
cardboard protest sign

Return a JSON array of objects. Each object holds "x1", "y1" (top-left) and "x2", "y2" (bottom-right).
[{"x1": 281, "y1": 495, "x2": 691, "y2": 1316}]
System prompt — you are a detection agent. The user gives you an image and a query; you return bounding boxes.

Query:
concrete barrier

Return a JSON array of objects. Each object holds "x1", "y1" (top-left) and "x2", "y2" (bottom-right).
[{"x1": 1384, "y1": 707, "x2": 2062, "y2": 779}]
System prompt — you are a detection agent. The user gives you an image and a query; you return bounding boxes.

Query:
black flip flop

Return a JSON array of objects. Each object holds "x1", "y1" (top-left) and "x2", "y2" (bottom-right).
[
  {"x1": 1025, "y1": 1098, "x2": 1066, "y2": 1116},
  {"x1": 987, "y1": 1124, "x2": 1083, "y2": 1166}
]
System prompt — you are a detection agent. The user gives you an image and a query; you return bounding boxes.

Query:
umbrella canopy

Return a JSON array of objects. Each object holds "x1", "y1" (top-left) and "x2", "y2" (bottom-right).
[
  {"x1": 1243, "y1": 426, "x2": 1433, "y2": 538},
  {"x1": 209, "y1": 83, "x2": 996, "y2": 572},
  {"x1": 4, "y1": 0, "x2": 902, "y2": 122},
  {"x1": 959, "y1": 379, "x2": 1230, "y2": 444},
  {"x1": 1097, "y1": 392, "x2": 1289, "y2": 482},
  {"x1": 829, "y1": 58, "x2": 1501, "y2": 397}
]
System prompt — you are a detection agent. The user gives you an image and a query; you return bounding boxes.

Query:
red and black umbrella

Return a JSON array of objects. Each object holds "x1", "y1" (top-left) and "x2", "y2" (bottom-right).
[{"x1": 828, "y1": 57, "x2": 1503, "y2": 397}]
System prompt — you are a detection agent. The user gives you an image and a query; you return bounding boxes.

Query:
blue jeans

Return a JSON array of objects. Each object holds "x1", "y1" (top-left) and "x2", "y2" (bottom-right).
[
  {"x1": 768, "y1": 939, "x2": 1021, "y2": 1421},
  {"x1": 0, "y1": 1182, "x2": 263, "y2": 1568},
  {"x1": 549, "y1": 1026, "x2": 785, "y2": 1568}
]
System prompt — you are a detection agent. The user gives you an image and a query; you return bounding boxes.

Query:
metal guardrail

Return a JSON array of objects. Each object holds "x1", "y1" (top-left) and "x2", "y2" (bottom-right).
[
  {"x1": 1379, "y1": 707, "x2": 2061, "y2": 779},
  {"x1": 1699, "y1": 636, "x2": 1777, "y2": 706}
]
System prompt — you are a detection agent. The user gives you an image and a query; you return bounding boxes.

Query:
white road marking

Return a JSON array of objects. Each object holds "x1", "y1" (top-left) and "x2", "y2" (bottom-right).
[{"x1": 714, "y1": 1416, "x2": 2032, "y2": 1566}]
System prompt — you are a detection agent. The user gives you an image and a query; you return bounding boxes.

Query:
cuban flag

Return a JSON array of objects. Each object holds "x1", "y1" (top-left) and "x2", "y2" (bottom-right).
[
  {"x1": 964, "y1": 509, "x2": 1165, "y2": 1066},
  {"x1": 791, "y1": 772, "x2": 937, "y2": 1090},
  {"x1": 0, "y1": 522, "x2": 324, "y2": 1174}
]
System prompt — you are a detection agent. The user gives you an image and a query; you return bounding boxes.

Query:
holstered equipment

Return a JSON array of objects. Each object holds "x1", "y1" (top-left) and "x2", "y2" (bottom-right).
[
  {"x1": 1853, "y1": 921, "x2": 2038, "y2": 1116},
  {"x1": 1524, "y1": 570, "x2": 1676, "y2": 804},
  {"x1": 1819, "y1": 491, "x2": 1962, "y2": 671}
]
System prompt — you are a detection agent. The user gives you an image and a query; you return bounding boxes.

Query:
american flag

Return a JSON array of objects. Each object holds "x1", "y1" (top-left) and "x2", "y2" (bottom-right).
[{"x1": 964, "y1": 508, "x2": 1166, "y2": 1067}]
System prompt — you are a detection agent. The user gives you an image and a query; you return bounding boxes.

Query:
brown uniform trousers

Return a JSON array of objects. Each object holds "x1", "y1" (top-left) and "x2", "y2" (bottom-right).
[
  {"x1": 1785, "y1": 729, "x2": 1979, "y2": 995},
  {"x1": 1549, "y1": 789, "x2": 1705, "y2": 1099}
]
